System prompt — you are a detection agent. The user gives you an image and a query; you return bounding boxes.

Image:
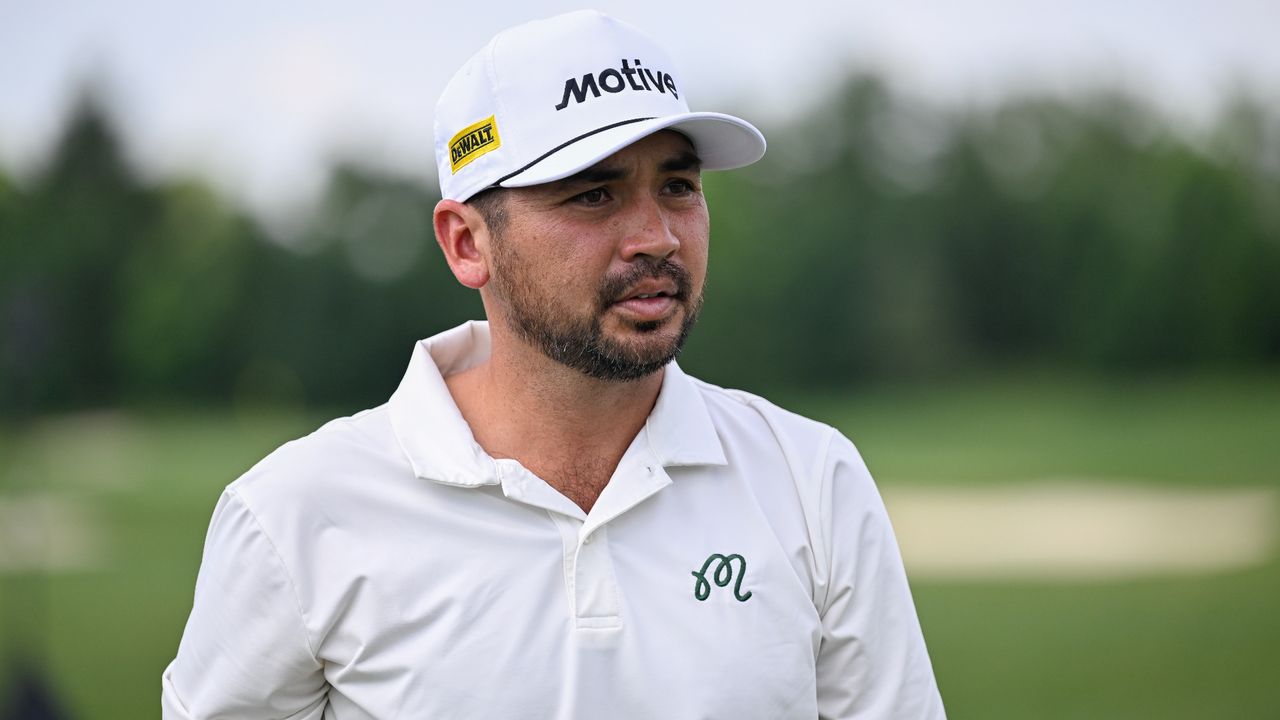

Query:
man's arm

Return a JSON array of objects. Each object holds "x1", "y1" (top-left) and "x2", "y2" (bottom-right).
[
  {"x1": 815, "y1": 433, "x2": 946, "y2": 720},
  {"x1": 163, "y1": 489, "x2": 327, "y2": 719}
]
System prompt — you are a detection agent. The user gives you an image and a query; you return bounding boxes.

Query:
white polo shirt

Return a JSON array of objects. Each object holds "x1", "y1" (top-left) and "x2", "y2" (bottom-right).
[{"x1": 163, "y1": 321, "x2": 944, "y2": 719}]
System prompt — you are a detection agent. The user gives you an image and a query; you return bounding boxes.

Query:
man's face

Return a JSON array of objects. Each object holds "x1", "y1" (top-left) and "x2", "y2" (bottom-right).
[{"x1": 483, "y1": 131, "x2": 709, "y2": 381}]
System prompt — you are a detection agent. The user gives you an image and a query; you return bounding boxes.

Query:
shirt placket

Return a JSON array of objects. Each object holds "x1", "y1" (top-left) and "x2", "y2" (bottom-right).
[{"x1": 498, "y1": 446, "x2": 672, "y2": 631}]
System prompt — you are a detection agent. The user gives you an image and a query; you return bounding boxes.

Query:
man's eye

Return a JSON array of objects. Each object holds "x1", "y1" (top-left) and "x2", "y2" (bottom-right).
[
  {"x1": 576, "y1": 188, "x2": 610, "y2": 205},
  {"x1": 665, "y1": 179, "x2": 695, "y2": 195}
]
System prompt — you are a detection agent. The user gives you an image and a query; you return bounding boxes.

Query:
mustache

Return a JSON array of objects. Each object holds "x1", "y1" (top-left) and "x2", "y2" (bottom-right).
[{"x1": 598, "y1": 258, "x2": 692, "y2": 307}]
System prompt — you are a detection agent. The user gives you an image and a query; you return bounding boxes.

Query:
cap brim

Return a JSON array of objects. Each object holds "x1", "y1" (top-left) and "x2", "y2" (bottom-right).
[{"x1": 495, "y1": 112, "x2": 766, "y2": 189}]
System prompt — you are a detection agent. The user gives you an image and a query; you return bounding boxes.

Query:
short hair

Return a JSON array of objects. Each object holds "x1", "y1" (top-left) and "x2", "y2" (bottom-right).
[{"x1": 466, "y1": 187, "x2": 509, "y2": 239}]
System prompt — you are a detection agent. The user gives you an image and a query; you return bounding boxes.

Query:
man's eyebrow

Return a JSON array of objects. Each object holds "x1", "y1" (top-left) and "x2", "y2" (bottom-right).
[
  {"x1": 553, "y1": 150, "x2": 703, "y2": 190},
  {"x1": 660, "y1": 151, "x2": 702, "y2": 173},
  {"x1": 558, "y1": 164, "x2": 627, "y2": 188}
]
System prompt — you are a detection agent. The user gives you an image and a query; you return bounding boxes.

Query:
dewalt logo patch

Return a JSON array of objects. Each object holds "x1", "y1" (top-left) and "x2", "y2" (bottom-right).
[{"x1": 449, "y1": 115, "x2": 501, "y2": 174}]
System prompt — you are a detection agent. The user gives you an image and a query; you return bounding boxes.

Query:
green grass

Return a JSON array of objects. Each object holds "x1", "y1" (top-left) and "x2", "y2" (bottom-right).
[
  {"x1": 1, "y1": 372, "x2": 1278, "y2": 719},
  {"x1": 791, "y1": 370, "x2": 1280, "y2": 486},
  {"x1": 916, "y1": 559, "x2": 1280, "y2": 718},
  {"x1": 1, "y1": 407, "x2": 326, "y2": 720}
]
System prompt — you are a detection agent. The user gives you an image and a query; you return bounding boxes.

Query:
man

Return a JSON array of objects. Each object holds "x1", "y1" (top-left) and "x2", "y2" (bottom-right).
[{"x1": 163, "y1": 10, "x2": 945, "y2": 719}]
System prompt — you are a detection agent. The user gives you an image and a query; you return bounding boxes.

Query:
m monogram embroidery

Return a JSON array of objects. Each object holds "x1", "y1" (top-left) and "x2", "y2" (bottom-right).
[{"x1": 691, "y1": 553, "x2": 752, "y2": 602}]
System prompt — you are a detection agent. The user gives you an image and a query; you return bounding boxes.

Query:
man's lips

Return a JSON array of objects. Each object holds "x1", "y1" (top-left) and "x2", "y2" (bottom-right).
[
  {"x1": 609, "y1": 280, "x2": 681, "y2": 321},
  {"x1": 612, "y1": 295, "x2": 678, "y2": 321}
]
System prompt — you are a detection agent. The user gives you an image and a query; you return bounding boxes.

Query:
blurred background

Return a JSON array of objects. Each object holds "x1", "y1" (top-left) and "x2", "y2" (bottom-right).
[{"x1": 2, "y1": 0, "x2": 1279, "y2": 717}]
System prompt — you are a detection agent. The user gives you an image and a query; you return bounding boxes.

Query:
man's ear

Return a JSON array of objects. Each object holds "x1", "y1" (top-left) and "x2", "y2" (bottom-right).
[{"x1": 433, "y1": 199, "x2": 491, "y2": 289}]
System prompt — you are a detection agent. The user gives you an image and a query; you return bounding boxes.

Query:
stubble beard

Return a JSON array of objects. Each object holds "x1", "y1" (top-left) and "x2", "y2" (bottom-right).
[{"x1": 489, "y1": 247, "x2": 703, "y2": 382}]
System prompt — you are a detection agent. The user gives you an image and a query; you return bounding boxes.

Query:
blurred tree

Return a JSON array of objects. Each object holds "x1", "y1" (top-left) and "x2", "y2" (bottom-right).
[
  {"x1": 0, "y1": 168, "x2": 31, "y2": 410},
  {"x1": 233, "y1": 161, "x2": 480, "y2": 411},
  {"x1": 1, "y1": 84, "x2": 159, "y2": 411},
  {"x1": 112, "y1": 180, "x2": 254, "y2": 402}
]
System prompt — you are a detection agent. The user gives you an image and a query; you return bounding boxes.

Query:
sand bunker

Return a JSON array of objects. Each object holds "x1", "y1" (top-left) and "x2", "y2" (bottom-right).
[{"x1": 883, "y1": 482, "x2": 1278, "y2": 581}]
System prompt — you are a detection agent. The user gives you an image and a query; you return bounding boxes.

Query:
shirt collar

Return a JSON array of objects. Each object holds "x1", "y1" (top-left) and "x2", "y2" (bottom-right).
[
  {"x1": 643, "y1": 361, "x2": 728, "y2": 468},
  {"x1": 388, "y1": 321, "x2": 500, "y2": 487},
  {"x1": 387, "y1": 321, "x2": 726, "y2": 488}
]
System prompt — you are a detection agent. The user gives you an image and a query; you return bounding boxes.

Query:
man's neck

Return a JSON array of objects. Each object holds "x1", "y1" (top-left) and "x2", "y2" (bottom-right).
[{"x1": 444, "y1": 329, "x2": 664, "y2": 513}]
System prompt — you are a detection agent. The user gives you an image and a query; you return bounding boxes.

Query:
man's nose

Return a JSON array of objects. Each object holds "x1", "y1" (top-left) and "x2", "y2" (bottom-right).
[{"x1": 618, "y1": 196, "x2": 680, "y2": 261}]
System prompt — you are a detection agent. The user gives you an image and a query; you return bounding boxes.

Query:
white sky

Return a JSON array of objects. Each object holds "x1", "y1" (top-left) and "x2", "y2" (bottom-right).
[{"x1": 2, "y1": 0, "x2": 1277, "y2": 220}]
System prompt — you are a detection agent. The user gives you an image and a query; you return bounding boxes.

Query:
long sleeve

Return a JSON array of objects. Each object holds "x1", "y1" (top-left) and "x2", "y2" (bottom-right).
[
  {"x1": 162, "y1": 489, "x2": 328, "y2": 719},
  {"x1": 815, "y1": 433, "x2": 946, "y2": 720}
]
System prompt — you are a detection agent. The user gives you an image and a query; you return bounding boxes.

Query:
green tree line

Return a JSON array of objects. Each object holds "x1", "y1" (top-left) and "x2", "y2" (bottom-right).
[
  {"x1": 2, "y1": 76, "x2": 1278, "y2": 415},
  {"x1": 691, "y1": 78, "x2": 1280, "y2": 389}
]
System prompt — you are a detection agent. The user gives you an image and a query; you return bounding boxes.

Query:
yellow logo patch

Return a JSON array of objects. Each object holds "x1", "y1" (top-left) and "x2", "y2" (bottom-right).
[{"x1": 449, "y1": 115, "x2": 501, "y2": 174}]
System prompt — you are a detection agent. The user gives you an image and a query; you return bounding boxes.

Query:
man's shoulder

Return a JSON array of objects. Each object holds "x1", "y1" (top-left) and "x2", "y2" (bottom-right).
[
  {"x1": 227, "y1": 403, "x2": 406, "y2": 506},
  {"x1": 683, "y1": 373, "x2": 842, "y2": 462}
]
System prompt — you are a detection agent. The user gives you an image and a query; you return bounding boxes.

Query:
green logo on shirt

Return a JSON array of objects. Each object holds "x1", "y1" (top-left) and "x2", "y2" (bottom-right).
[{"x1": 692, "y1": 553, "x2": 753, "y2": 602}]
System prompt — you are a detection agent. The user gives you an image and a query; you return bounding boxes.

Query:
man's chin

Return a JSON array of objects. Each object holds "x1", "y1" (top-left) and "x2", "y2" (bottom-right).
[
  {"x1": 592, "y1": 313, "x2": 692, "y2": 373},
  {"x1": 602, "y1": 315, "x2": 684, "y2": 354},
  {"x1": 603, "y1": 336, "x2": 681, "y2": 368}
]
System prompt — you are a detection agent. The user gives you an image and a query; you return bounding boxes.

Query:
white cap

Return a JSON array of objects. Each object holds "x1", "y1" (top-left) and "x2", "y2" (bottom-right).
[{"x1": 434, "y1": 10, "x2": 767, "y2": 202}]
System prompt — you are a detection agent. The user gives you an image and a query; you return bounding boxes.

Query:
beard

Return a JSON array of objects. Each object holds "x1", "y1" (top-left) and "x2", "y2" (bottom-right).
[{"x1": 488, "y1": 249, "x2": 703, "y2": 382}]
